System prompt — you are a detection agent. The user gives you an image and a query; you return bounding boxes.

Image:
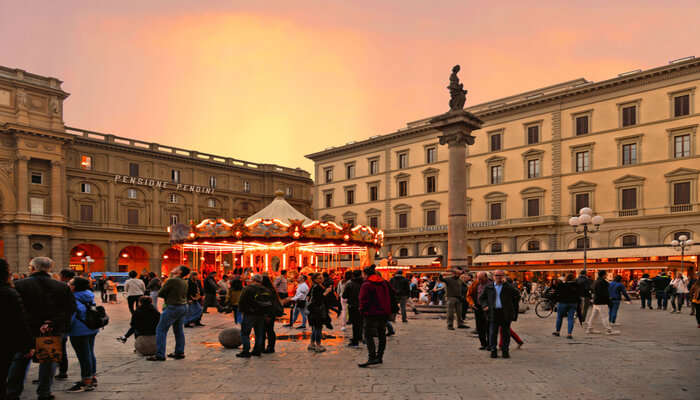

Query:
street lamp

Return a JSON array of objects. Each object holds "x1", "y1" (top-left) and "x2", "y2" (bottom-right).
[
  {"x1": 670, "y1": 234, "x2": 695, "y2": 275},
  {"x1": 569, "y1": 207, "x2": 605, "y2": 273}
]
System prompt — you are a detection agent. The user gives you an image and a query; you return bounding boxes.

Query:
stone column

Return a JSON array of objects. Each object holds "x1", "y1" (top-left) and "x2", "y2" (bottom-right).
[
  {"x1": 51, "y1": 235, "x2": 65, "y2": 268},
  {"x1": 107, "y1": 241, "x2": 117, "y2": 272},
  {"x1": 150, "y1": 243, "x2": 161, "y2": 276},
  {"x1": 51, "y1": 160, "x2": 63, "y2": 220},
  {"x1": 434, "y1": 111, "x2": 482, "y2": 271},
  {"x1": 16, "y1": 155, "x2": 29, "y2": 215},
  {"x1": 512, "y1": 236, "x2": 518, "y2": 253},
  {"x1": 17, "y1": 235, "x2": 30, "y2": 270}
]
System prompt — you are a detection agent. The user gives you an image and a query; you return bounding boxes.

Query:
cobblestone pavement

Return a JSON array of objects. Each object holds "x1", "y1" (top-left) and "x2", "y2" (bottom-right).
[{"x1": 17, "y1": 299, "x2": 700, "y2": 400}]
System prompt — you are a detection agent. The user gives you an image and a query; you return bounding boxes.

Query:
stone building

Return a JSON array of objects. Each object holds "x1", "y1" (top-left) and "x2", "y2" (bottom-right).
[
  {"x1": 0, "y1": 65, "x2": 312, "y2": 274},
  {"x1": 306, "y1": 57, "x2": 700, "y2": 270}
]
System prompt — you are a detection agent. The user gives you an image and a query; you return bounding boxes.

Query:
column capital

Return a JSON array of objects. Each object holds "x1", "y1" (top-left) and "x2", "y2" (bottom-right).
[
  {"x1": 17, "y1": 155, "x2": 30, "y2": 162},
  {"x1": 439, "y1": 132, "x2": 475, "y2": 147}
]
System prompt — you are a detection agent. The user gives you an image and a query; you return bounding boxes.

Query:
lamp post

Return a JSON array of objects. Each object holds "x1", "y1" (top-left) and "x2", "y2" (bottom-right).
[
  {"x1": 670, "y1": 234, "x2": 695, "y2": 275},
  {"x1": 568, "y1": 207, "x2": 605, "y2": 274}
]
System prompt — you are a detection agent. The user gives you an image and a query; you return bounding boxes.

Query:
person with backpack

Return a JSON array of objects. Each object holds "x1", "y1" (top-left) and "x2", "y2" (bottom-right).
[
  {"x1": 236, "y1": 274, "x2": 269, "y2": 358},
  {"x1": 67, "y1": 277, "x2": 100, "y2": 392},
  {"x1": 638, "y1": 274, "x2": 653, "y2": 309}
]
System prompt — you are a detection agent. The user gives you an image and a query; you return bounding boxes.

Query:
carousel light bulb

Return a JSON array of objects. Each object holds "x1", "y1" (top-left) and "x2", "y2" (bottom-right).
[
  {"x1": 189, "y1": 233, "x2": 195, "y2": 238},
  {"x1": 344, "y1": 235, "x2": 350, "y2": 240}
]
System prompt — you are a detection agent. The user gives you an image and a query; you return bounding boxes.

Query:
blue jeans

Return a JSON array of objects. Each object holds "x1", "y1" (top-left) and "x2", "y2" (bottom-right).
[
  {"x1": 555, "y1": 302, "x2": 577, "y2": 334},
  {"x1": 156, "y1": 304, "x2": 187, "y2": 358},
  {"x1": 6, "y1": 348, "x2": 58, "y2": 399},
  {"x1": 69, "y1": 334, "x2": 97, "y2": 379},
  {"x1": 608, "y1": 299, "x2": 621, "y2": 323},
  {"x1": 310, "y1": 321, "x2": 323, "y2": 344},
  {"x1": 185, "y1": 301, "x2": 203, "y2": 324},
  {"x1": 289, "y1": 303, "x2": 307, "y2": 327},
  {"x1": 240, "y1": 314, "x2": 265, "y2": 353},
  {"x1": 656, "y1": 292, "x2": 668, "y2": 309}
]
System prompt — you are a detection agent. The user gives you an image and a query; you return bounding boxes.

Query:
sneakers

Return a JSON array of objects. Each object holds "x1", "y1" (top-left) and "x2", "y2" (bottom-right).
[
  {"x1": 585, "y1": 329, "x2": 601, "y2": 334},
  {"x1": 447, "y1": 326, "x2": 455, "y2": 330},
  {"x1": 566, "y1": 335, "x2": 573, "y2": 339},
  {"x1": 66, "y1": 382, "x2": 94, "y2": 392},
  {"x1": 606, "y1": 330, "x2": 621, "y2": 335},
  {"x1": 552, "y1": 332, "x2": 560, "y2": 337},
  {"x1": 116, "y1": 336, "x2": 127, "y2": 344},
  {"x1": 314, "y1": 345, "x2": 326, "y2": 353},
  {"x1": 307, "y1": 343, "x2": 316, "y2": 351}
]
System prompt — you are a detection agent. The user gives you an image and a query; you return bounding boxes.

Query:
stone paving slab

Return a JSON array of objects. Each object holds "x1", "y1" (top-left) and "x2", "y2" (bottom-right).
[{"x1": 15, "y1": 301, "x2": 700, "y2": 400}]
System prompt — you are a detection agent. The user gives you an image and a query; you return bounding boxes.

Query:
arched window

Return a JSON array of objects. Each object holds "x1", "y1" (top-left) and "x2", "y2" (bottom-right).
[
  {"x1": 527, "y1": 241, "x2": 540, "y2": 251},
  {"x1": 674, "y1": 231, "x2": 692, "y2": 241},
  {"x1": 399, "y1": 248, "x2": 409, "y2": 257},
  {"x1": 576, "y1": 237, "x2": 590, "y2": 249},
  {"x1": 427, "y1": 246, "x2": 437, "y2": 256},
  {"x1": 621, "y1": 235, "x2": 637, "y2": 247},
  {"x1": 491, "y1": 242, "x2": 502, "y2": 253}
]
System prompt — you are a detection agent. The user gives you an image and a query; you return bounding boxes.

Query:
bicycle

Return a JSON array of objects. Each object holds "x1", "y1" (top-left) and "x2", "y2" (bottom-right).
[{"x1": 535, "y1": 290, "x2": 557, "y2": 318}]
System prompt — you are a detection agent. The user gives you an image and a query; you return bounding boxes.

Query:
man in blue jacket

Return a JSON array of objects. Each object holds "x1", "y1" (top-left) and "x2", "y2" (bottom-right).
[{"x1": 608, "y1": 275, "x2": 631, "y2": 327}]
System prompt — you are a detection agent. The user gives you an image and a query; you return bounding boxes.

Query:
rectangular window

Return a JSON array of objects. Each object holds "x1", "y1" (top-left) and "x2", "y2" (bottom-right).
[
  {"x1": 622, "y1": 143, "x2": 637, "y2": 165},
  {"x1": 31, "y1": 172, "x2": 43, "y2": 185},
  {"x1": 622, "y1": 105, "x2": 636, "y2": 127},
  {"x1": 621, "y1": 188, "x2": 637, "y2": 210},
  {"x1": 369, "y1": 216, "x2": 379, "y2": 228},
  {"x1": 426, "y1": 176, "x2": 436, "y2": 193},
  {"x1": 169, "y1": 193, "x2": 177, "y2": 203},
  {"x1": 622, "y1": 235, "x2": 637, "y2": 247},
  {"x1": 398, "y1": 213, "x2": 408, "y2": 228},
  {"x1": 426, "y1": 147, "x2": 437, "y2": 164},
  {"x1": 398, "y1": 153, "x2": 408, "y2": 169},
  {"x1": 30, "y1": 198, "x2": 44, "y2": 215},
  {"x1": 324, "y1": 192, "x2": 333, "y2": 208},
  {"x1": 209, "y1": 176, "x2": 216, "y2": 188},
  {"x1": 346, "y1": 190, "x2": 355, "y2": 205},
  {"x1": 398, "y1": 181, "x2": 408, "y2": 197},
  {"x1": 243, "y1": 181, "x2": 251, "y2": 193},
  {"x1": 369, "y1": 185, "x2": 378, "y2": 201},
  {"x1": 674, "y1": 94, "x2": 690, "y2": 117},
  {"x1": 170, "y1": 214, "x2": 179, "y2": 225},
  {"x1": 527, "y1": 198, "x2": 540, "y2": 217},
  {"x1": 575, "y1": 151, "x2": 590, "y2": 172},
  {"x1": 426, "y1": 210, "x2": 437, "y2": 226},
  {"x1": 399, "y1": 248, "x2": 409, "y2": 257},
  {"x1": 490, "y1": 165, "x2": 503, "y2": 184},
  {"x1": 345, "y1": 218, "x2": 355, "y2": 226},
  {"x1": 575, "y1": 193, "x2": 590, "y2": 214},
  {"x1": 171, "y1": 169, "x2": 180, "y2": 183},
  {"x1": 674, "y1": 134, "x2": 690, "y2": 158},
  {"x1": 324, "y1": 168, "x2": 333, "y2": 183},
  {"x1": 575, "y1": 115, "x2": 589, "y2": 135},
  {"x1": 80, "y1": 155, "x2": 92, "y2": 170},
  {"x1": 286, "y1": 187, "x2": 293, "y2": 197},
  {"x1": 527, "y1": 126, "x2": 539, "y2": 144},
  {"x1": 369, "y1": 159, "x2": 379, "y2": 175},
  {"x1": 129, "y1": 163, "x2": 139, "y2": 177},
  {"x1": 527, "y1": 241, "x2": 540, "y2": 251},
  {"x1": 489, "y1": 202, "x2": 502, "y2": 220},
  {"x1": 527, "y1": 159, "x2": 540, "y2": 178},
  {"x1": 490, "y1": 133, "x2": 502, "y2": 151},
  {"x1": 127, "y1": 209, "x2": 139, "y2": 225},
  {"x1": 491, "y1": 242, "x2": 503, "y2": 253},
  {"x1": 346, "y1": 164, "x2": 355, "y2": 179},
  {"x1": 207, "y1": 198, "x2": 216, "y2": 208},
  {"x1": 127, "y1": 188, "x2": 137, "y2": 199},
  {"x1": 80, "y1": 204, "x2": 93, "y2": 222},
  {"x1": 80, "y1": 183, "x2": 91, "y2": 193},
  {"x1": 673, "y1": 182, "x2": 690, "y2": 205}
]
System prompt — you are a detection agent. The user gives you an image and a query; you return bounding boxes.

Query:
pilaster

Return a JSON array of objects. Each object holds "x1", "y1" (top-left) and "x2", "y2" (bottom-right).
[
  {"x1": 50, "y1": 160, "x2": 64, "y2": 221},
  {"x1": 17, "y1": 235, "x2": 29, "y2": 270},
  {"x1": 16, "y1": 155, "x2": 29, "y2": 215},
  {"x1": 51, "y1": 235, "x2": 65, "y2": 268}
]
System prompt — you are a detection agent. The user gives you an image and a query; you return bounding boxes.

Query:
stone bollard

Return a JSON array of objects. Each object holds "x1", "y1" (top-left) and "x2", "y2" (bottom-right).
[
  {"x1": 218, "y1": 328, "x2": 242, "y2": 349},
  {"x1": 134, "y1": 335, "x2": 157, "y2": 356}
]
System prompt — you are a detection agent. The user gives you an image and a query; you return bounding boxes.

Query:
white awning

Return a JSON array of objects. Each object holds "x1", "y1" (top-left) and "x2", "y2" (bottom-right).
[{"x1": 473, "y1": 246, "x2": 699, "y2": 264}]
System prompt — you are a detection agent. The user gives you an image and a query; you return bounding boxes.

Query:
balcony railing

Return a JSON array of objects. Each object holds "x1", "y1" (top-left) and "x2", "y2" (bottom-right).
[
  {"x1": 618, "y1": 209, "x2": 638, "y2": 217},
  {"x1": 383, "y1": 215, "x2": 558, "y2": 234},
  {"x1": 670, "y1": 204, "x2": 693, "y2": 213}
]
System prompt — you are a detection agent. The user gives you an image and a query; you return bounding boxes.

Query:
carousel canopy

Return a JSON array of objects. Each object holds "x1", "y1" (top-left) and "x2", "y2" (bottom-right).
[{"x1": 246, "y1": 190, "x2": 312, "y2": 224}]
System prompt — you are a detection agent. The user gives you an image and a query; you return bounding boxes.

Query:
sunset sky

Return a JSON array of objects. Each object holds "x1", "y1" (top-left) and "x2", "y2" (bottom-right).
[{"x1": 2, "y1": 1, "x2": 698, "y2": 175}]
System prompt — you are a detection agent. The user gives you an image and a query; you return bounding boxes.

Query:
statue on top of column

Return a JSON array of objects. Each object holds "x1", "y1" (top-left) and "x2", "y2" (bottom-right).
[{"x1": 447, "y1": 65, "x2": 467, "y2": 111}]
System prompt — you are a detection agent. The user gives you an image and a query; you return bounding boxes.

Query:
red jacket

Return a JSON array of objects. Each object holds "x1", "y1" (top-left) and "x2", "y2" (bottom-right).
[{"x1": 359, "y1": 275, "x2": 393, "y2": 317}]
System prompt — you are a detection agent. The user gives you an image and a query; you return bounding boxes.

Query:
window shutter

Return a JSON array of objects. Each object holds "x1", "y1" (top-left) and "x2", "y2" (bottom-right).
[
  {"x1": 674, "y1": 182, "x2": 690, "y2": 205},
  {"x1": 527, "y1": 198, "x2": 539, "y2": 217},
  {"x1": 575, "y1": 193, "x2": 589, "y2": 213},
  {"x1": 127, "y1": 209, "x2": 138, "y2": 225},
  {"x1": 80, "y1": 205, "x2": 93, "y2": 222},
  {"x1": 621, "y1": 188, "x2": 636, "y2": 210}
]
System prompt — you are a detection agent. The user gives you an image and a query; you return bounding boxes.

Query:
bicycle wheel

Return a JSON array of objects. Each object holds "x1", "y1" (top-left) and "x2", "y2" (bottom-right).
[
  {"x1": 535, "y1": 300, "x2": 554, "y2": 318},
  {"x1": 528, "y1": 294, "x2": 537, "y2": 304}
]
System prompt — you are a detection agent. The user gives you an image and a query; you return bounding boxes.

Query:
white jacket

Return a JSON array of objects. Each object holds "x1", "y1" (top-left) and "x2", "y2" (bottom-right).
[
  {"x1": 672, "y1": 278, "x2": 689, "y2": 294},
  {"x1": 124, "y1": 278, "x2": 146, "y2": 296}
]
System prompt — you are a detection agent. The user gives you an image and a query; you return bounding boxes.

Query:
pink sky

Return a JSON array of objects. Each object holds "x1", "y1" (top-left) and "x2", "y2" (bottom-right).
[{"x1": 2, "y1": 1, "x2": 698, "y2": 174}]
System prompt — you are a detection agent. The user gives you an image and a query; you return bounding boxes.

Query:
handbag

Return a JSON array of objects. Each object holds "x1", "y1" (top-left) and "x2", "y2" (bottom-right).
[{"x1": 35, "y1": 335, "x2": 62, "y2": 363}]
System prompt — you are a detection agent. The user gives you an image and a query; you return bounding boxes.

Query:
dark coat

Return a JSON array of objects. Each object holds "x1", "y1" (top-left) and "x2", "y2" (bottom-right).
[
  {"x1": 342, "y1": 278, "x2": 363, "y2": 309},
  {"x1": 238, "y1": 284, "x2": 268, "y2": 315},
  {"x1": 130, "y1": 304, "x2": 161, "y2": 337},
  {"x1": 389, "y1": 275, "x2": 410, "y2": 297},
  {"x1": 308, "y1": 283, "x2": 330, "y2": 323},
  {"x1": 13, "y1": 271, "x2": 75, "y2": 336},
  {"x1": 203, "y1": 275, "x2": 219, "y2": 295},
  {"x1": 478, "y1": 281, "x2": 520, "y2": 322},
  {"x1": 0, "y1": 283, "x2": 33, "y2": 354},
  {"x1": 359, "y1": 275, "x2": 394, "y2": 317},
  {"x1": 555, "y1": 281, "x2": 581, "y2": 304},
  {"x1": 592, "y1": 278, "x2": 611, "y2": 305}
]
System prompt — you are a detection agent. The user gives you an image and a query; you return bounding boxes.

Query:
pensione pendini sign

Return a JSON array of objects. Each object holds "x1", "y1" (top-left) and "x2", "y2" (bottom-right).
[{"x1": 113, "y1": 175, "x2": 215, "y2": 194}]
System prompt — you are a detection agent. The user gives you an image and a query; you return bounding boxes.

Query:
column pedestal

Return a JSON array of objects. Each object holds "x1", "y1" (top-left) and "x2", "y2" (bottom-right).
[{"x1": 433, "y1": 110, "x2": 482, "y2": 271}]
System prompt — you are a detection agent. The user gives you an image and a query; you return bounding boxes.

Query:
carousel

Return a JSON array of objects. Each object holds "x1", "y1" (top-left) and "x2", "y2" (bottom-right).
[{"x1": 167, "y1": 191, "x2": 383, "y2": 277}]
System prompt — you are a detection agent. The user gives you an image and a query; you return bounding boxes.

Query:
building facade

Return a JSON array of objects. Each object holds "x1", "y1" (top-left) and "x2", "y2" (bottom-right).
[
  {"x1": 0, "y1": 65, "x2": 313, "y2": 274},
  {"x1": 306, "y1": 58, "x2": 700, "y2": 269}
]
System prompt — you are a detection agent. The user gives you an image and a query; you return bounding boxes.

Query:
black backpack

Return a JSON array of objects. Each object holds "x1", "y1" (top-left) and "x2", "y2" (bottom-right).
[
  {"x1": 78, "y1": 299, "x2": 110, "y2": 329},
  {"x1": 253, "y1": 289, "x2": 274, "y2": 313}
]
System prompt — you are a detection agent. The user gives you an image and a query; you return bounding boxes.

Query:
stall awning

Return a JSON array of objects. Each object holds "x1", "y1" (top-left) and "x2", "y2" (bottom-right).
[{"x1": 473, "y1": 246, "x2": 700, "y2": 264}]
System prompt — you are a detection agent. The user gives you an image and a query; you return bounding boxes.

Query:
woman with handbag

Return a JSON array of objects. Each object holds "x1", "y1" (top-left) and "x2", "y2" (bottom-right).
[
  {"x1": 307, "y1": 273, "x2": 332, "y2": 353},
  {"x1": 67, "y1": 277, "x2": 99, "y2": 393}
]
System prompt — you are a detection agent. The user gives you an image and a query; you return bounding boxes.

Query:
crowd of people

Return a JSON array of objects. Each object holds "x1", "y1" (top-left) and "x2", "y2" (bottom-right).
[{"x1": 2, "y1": 254, "x2": 699, "y2": 399}]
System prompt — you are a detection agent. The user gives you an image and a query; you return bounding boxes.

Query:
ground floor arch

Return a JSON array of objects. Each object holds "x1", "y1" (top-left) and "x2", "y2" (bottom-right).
[
  {"x1": 117, "y1": 245, "x2": 150, "y2": 273},
  {"x1": 69, "y1": 243, "x2": 106, "y2": 273}
]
